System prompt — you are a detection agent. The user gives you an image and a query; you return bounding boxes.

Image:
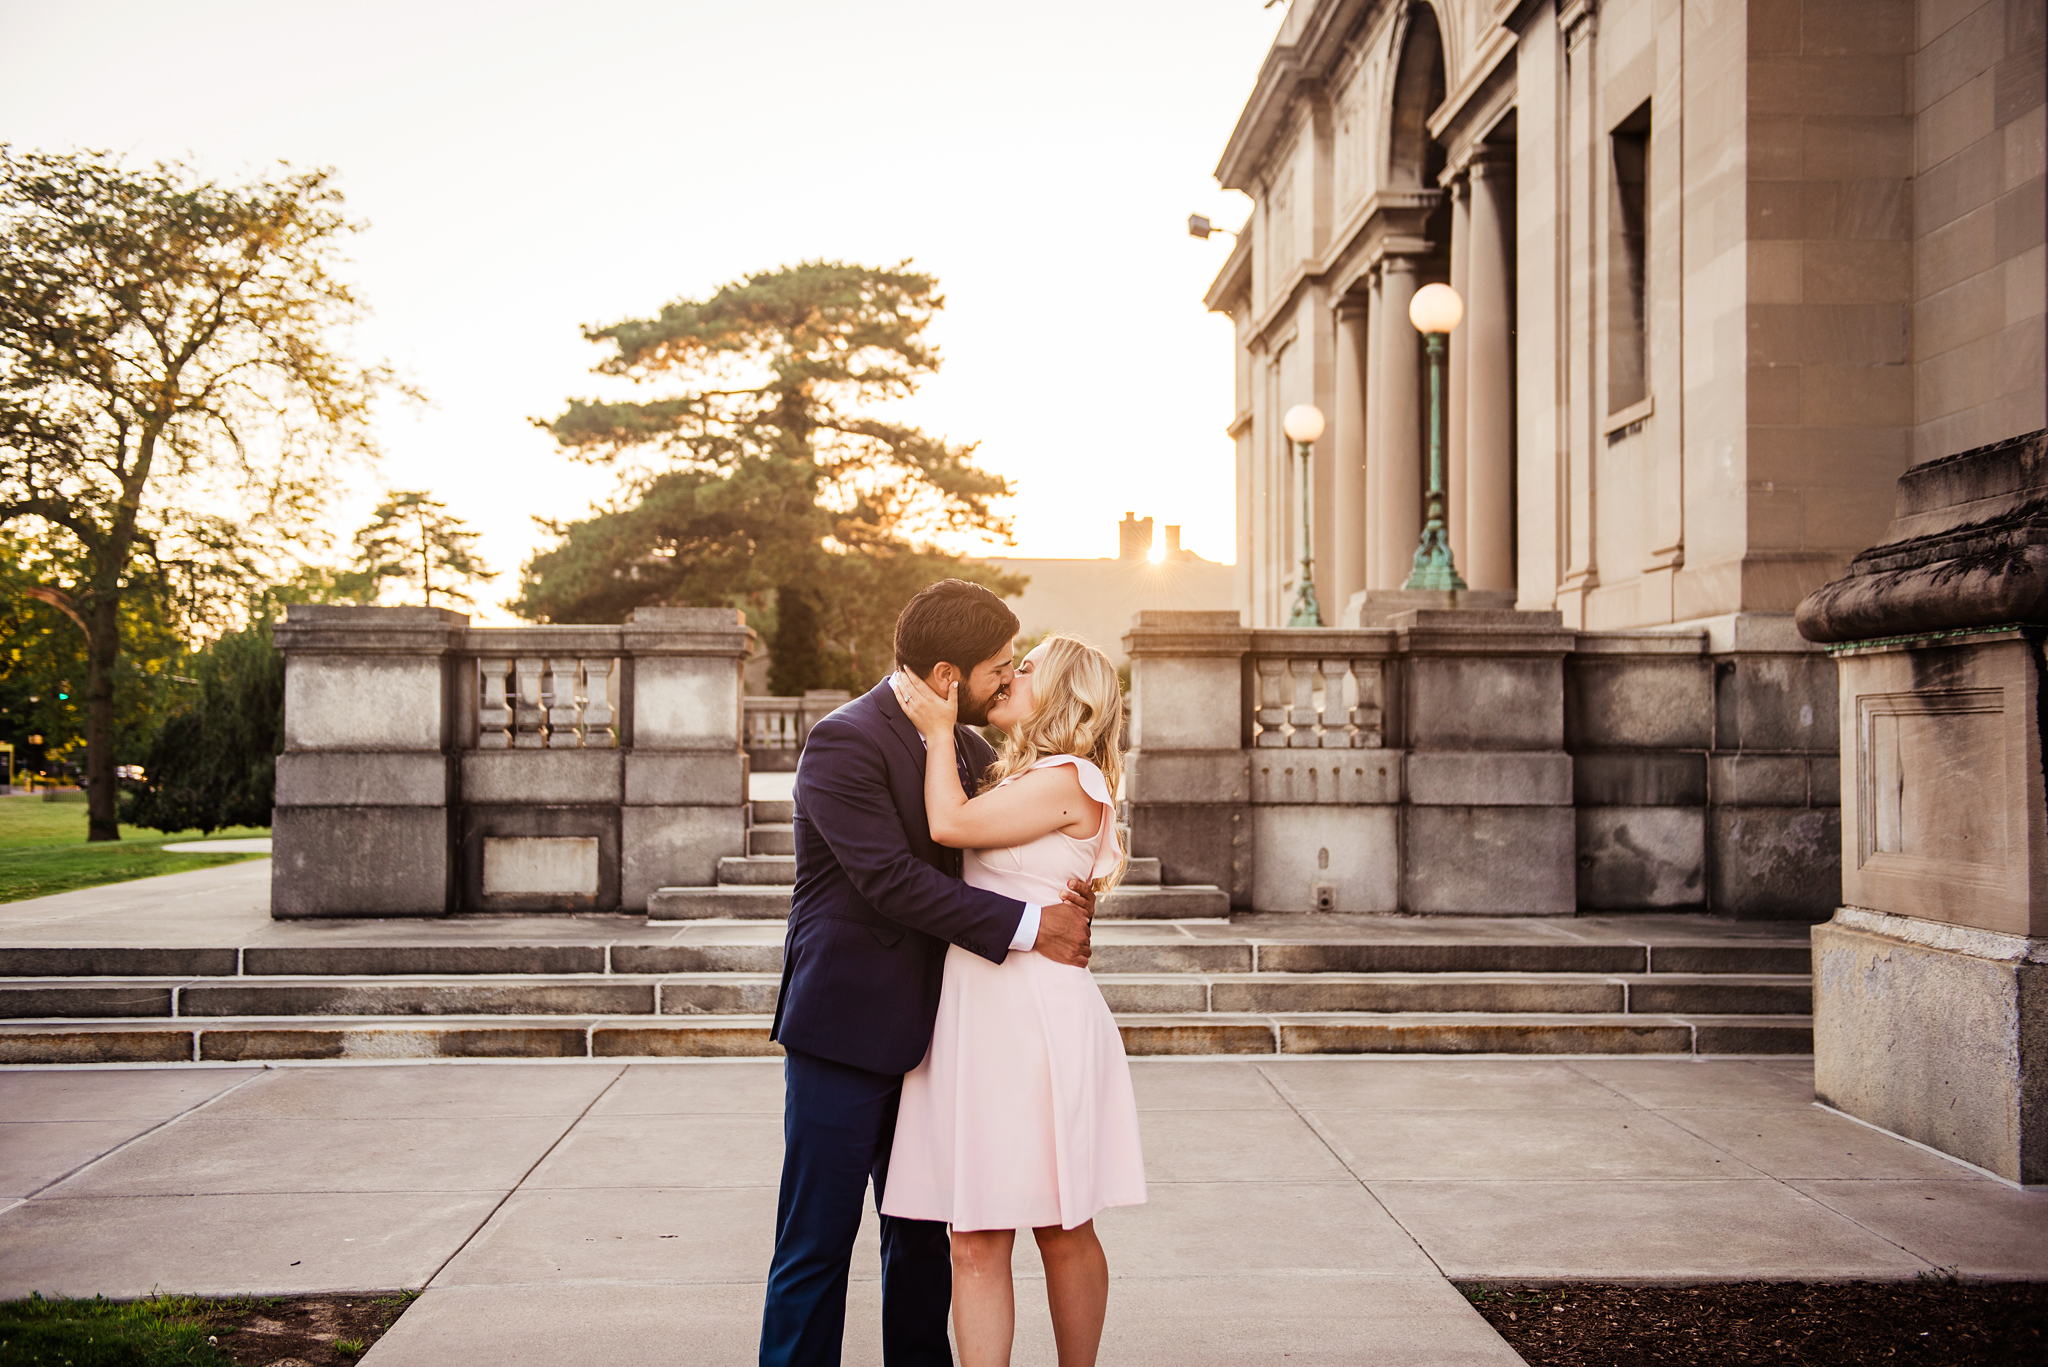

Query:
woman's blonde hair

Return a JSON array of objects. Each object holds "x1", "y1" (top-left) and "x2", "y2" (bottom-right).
[{"x1": 981, "y1": 633, "x2": 1128, "y2": 889}]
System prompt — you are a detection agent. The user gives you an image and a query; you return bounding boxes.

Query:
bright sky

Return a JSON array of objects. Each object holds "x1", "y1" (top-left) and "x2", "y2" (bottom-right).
[{"x1": 0, "y1": 0, "x2": 1280, "y2": 620}]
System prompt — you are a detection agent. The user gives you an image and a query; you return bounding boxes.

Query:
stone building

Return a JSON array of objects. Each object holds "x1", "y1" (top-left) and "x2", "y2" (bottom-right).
[
  {"x1": 1175, "y1": 0, "x2": 2044, "y2": 919},
  {"x1": 1209, "y1": 0, "x2": 2045, "y2": 634},
  {"x1": 979, "y1": 513, "x2": 1236, "y2": 665}
]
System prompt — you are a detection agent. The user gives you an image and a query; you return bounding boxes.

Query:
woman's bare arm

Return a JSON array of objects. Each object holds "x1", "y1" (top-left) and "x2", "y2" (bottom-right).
[{"x1": 892, "y1": 671, "x2": 1102, "y2": 849}]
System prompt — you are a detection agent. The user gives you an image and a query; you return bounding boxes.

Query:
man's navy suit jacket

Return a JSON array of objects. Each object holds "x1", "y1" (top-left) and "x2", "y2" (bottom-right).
[{"x1": 770, "y1": 678, "x2": 1028, "y2": 1076}]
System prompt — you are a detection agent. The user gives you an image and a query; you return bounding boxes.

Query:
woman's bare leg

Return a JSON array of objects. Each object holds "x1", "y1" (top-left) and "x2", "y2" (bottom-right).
[
  {"x1": 1033, "y1": 1221, "x2": 1108, "y2": 1367},
  {"x1": 950, "y1": 1228, "x2": 1017, "y2": 1367}
]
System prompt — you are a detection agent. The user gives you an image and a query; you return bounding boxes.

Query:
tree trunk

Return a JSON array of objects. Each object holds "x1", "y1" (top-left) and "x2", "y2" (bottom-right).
[{"x1": 84, "y1": 592, "x2": 121, "y2": 841}]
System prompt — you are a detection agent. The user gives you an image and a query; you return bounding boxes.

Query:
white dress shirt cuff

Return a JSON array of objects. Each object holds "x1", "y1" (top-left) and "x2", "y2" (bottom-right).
[{"x1": 1009, "y1": 903, "x2": 1042, "y2": 953}]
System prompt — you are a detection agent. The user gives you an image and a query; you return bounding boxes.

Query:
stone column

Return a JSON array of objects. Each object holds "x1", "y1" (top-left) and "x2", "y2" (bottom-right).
[
  {"x1": 1799, "y1": 430, "x2": 2048, "y2": 1184},
  {"x1": 624, "y1": 607, "x2": 753, "y2": 911},
  {"x1": 1558, "y1": 2, "x2": 1599, "y2": 623},
  {"x1": 1446, "y1": 174, "x2": 1472, "y2": 574},
  {"x1": 1373, "y1": 256, "x2": 1424, "y2": 591},
  {"x1": 1815, "y1": 628, "x2": 2046, "y2": 1184},
  {"x1": 1465, "y1": 154, "x2": 1517, "y2": 593},
  {"x1": 1331, "y1": 299, "x2": 1371, "y2": 613},
  {"x1": 1363, "y1": 267, "x2": 1387, "y2": 589},
  {"x1": 1122, "y1": 611, "x2": 1253, "y2": 907},
  {"x1": 272, "y1": 606, "x2": 468, "y2": 918}
]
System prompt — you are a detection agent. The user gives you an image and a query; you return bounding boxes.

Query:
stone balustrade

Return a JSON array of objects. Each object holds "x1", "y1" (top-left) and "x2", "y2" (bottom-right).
[
  {"x1": 1124, "y1": 607, "x2": 1839, "y2": 919},
  {"x1": 742, "y1": 690, "x2": 852, "y2": 773},
  {"x1": 271, "y1": 605, "x2": 751, "y2": 919},
  {"x1": 477, "y1": 656, "x2": 618, "y2": 749}
]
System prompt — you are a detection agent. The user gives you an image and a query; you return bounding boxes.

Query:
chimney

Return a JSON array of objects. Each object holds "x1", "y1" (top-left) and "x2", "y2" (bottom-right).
[
  {"x1": 1165, "y1": 525, "x2": 1183, "y2": 558},
  {"x1": 1118, "y1": 512, "x2": 1154, "y2": 561}
]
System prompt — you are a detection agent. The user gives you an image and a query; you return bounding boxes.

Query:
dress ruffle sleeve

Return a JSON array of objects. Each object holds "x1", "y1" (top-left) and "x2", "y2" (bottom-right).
[{"x1": 1028, "y1": 755, "x2": 1121, "y2": 880}]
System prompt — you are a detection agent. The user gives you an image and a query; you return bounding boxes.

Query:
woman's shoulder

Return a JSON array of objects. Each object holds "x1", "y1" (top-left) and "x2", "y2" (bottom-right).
[{"x1": 1027, "y1": 753, "x2": 1113, "y2": 806}]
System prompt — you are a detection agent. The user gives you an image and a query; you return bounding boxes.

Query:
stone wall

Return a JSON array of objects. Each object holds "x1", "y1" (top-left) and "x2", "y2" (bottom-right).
[
  {"x1": 271, "y1": 605, "x2": 750, "y2": 919},
  {"x1": 1125, "y1": 606, "x2": 1839, "y2": 919}
]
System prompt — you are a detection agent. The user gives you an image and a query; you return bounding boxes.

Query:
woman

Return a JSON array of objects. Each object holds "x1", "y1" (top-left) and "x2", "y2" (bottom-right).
[{"x1": 881, "y1": 633, "x2": 1146, "y2": 1367}]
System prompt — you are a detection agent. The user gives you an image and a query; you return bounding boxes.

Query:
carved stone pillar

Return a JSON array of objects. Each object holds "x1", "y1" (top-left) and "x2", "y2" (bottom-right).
[
  {"x1": 1558, "y1": 2, "x2": 1599, "y2": 622},
  {"x1": 1363, "y1": 267, "x2": 1386, "y2": 589},
  {"x1": 1446, "y1": 174, "x2": 1472, "y2": 574},
  {"x1": 1372, "y1": 257, "x2": 1424, "y2": 590},
  {"x1": 1465, "y1": 154, "x2": 1517, "y2": 593},
  {"x1": 1332, "y1": 299, "x2": 1371, "y2": 611}
]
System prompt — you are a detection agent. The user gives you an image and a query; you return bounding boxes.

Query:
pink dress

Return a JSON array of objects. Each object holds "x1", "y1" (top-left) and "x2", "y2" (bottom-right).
[{"x1": 880, "y1": 755, "x2": 1147, "y2": 1232}]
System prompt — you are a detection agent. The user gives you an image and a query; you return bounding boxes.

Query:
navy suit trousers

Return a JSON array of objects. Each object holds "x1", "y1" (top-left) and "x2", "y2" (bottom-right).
[{"x1": 759, "y1": 1048, "x2": 953, "y2": 1367}]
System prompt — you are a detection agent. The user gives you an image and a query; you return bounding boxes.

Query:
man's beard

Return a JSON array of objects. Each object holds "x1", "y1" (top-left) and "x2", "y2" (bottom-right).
[{"x1": 956, "y1": 677, "x2": 1005, "y2": 727}]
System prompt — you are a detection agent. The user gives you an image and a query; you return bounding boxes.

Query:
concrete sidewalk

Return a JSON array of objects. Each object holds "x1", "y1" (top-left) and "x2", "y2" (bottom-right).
[{"x1": 4, "y1": 1057, "x2": 2044, "y2": 1366}]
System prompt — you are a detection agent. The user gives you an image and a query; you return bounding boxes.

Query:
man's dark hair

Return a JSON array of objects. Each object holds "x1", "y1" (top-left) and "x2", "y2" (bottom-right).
[{"x1": 894, "y1": 579, "x2": 1020, "y2": 677}]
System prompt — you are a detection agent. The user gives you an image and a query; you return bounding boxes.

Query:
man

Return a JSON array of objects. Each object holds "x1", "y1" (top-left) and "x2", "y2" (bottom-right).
[{"x1": 761, "y1": 580, "x2": 1097, "y2": 1367}]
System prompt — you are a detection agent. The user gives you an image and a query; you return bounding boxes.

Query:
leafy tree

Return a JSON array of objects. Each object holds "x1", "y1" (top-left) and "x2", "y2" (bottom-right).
[
  {"x1": 351, "y1": 489, "x2": 491, "y2": 608},
  {"x1": 513, "y1": 260, "x2": 1024, "y2": 684},
  {"x1": 122, "y1": 618, "x2": 283, "y2": 834},
  {"x1": 0, "y1": 148, "x2": 402, "y2": 839},
  {"x1": 0, "y1": 533, "x2": 186, "y2": 783}
]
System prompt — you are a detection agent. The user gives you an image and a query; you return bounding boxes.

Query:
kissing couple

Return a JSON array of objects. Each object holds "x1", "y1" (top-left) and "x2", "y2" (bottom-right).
[{"x1": 759, "y1": 579, "x2": 1148, "y2": 1367}]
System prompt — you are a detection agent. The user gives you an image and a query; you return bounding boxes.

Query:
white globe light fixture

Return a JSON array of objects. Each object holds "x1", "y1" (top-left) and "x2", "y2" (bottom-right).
[
  {"x1": 1402, "y1": 283, "x2": 1469, "y2": 592},
  {"x1": 1408, "y1": 282, "x2": 1466, "y2": 335},
  {"x1": 1283, "y1": 403, "x2": 1326, "y2": 445},
  {"x1": 1282, "y1": 403, "x2": 1327, "y2": 627}
]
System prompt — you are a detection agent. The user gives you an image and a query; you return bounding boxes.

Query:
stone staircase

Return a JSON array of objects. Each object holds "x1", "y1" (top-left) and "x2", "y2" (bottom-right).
[
  {"x1": 0, "y1": 900, "x2": 1814, "y2": 1064},
  {"x1": 647, "y1": 801, "x2": 1233, "y2": 922}
]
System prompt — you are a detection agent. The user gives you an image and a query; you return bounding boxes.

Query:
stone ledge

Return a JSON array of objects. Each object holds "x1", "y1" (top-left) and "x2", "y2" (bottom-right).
[{"x1": 1832, "y1": 905, "x2": 2048, "y2": 963}]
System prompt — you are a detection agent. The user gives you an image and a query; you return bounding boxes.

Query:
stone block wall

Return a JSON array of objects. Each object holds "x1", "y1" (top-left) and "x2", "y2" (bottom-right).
[
  {"x1": 1910, "y1": 0, "x2": 2047, "y2": 463},
  {"x1": 1129, "y1": 606, "x2": 1840, "y2": 919},
  {"x1": 272, "y1": 605, "x2": 750, "y2": 919}
]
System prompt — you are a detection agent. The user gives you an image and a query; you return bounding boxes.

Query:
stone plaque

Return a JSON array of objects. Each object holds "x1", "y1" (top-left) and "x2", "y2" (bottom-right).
[
  {"x1": 482, "y1": 836, "x2": 600, "y2": 896},
  {"x1": 1857, "y1": 689, "x2": 2005, "y2": 879}
]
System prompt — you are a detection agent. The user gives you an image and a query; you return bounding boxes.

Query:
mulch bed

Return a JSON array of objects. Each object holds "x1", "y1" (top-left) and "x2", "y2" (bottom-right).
[
  {"x1": 1457, "y1": 1281, "x2": 2048, "y2": 1366},
  {"x1": 198, "y1": 1292, "x2": 415, "y2": 1366}
]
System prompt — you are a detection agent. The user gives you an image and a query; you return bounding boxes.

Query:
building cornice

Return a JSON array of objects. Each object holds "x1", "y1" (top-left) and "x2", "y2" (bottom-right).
[
  {"x1": 1429, "y1": 23, "x2": 1520, "y2": 149},
  {"x1": 1241, "y1": 186, "x2": 1439, "y2": 343},
  {"x1": 1215, "y1": 0, "x2": 1383, "y2": 190}
]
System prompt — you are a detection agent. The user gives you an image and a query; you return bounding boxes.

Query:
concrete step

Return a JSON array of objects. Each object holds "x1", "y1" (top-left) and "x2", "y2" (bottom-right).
[
  {"x1": 707, "y1": 855, "x2": 1155, "y2": 890},
  {"x1": 751, "y1": 800, "x2": 794, "y2": 824},
  {"x1": 1124, "y1": 857, "x2": 1161, "y2": 886},
  {"x1": 646, "y1": 883, "x2": 1231, "y2": 923},
  {"x1": 0, "y1": 1011, "x2": 1812, "y2": 1065},
  {"x1": 647, "y1": 886, "x2": 794, "y2": 920},
  {"x1": 0, "y1": 931, "x2": 1817, "y2": 980},
  {"x1": 718, "y1": 855, "x2": 796, "y2": 885},
  {"x1": 748, "y1": 824, "x2": 794, "y2": 856},
  {"x1": 1100, "y1": 885, "x2": 1227, "y2": 918},
  {"x1": 0, "y1": 973, "x2": 1811, "y2": 1020}
]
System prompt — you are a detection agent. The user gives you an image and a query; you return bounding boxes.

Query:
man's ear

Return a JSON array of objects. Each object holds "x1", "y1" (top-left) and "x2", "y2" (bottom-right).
[{"x1": 928, "y1": 661, "x2": 962, "y2": 690}]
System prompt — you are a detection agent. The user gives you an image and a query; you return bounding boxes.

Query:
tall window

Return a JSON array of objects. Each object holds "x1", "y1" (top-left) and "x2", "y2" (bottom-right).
[{"x1": 1608, "y1": 101, "x2": 1651, "y2": 413}]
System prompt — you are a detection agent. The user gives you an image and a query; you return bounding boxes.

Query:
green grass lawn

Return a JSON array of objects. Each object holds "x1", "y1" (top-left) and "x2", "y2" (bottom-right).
[
  {"x1": 0, "y1": 1292, "x2": 241, "y2": 1365},
  {"x1": 0, "y1": 793, "x2": 267, "y2": 904}
]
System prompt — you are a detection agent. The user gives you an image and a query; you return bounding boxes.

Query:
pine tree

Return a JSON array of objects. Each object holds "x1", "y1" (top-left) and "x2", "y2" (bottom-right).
[
  {"x1": 352, "y1": 490, "x2": 492, "y2": 608},
  {"x1": 513, "y1": 261, "x2": 1024, "y2": 683}
]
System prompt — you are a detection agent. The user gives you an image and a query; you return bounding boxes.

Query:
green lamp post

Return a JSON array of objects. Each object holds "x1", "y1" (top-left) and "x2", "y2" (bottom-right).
[
  {"x1": 1402, "y1": 281, "x2": 1469, "y2": 591},
  {"x1": 1283, "y1": 402, "x2": 1326, "y2": 627}
]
